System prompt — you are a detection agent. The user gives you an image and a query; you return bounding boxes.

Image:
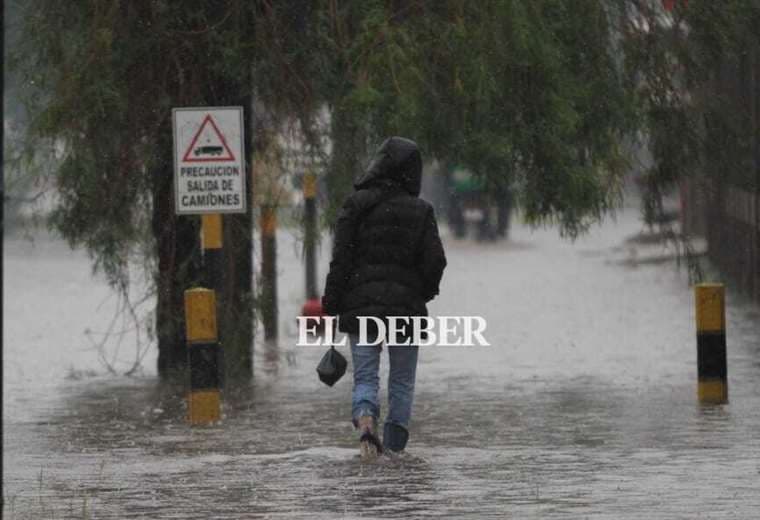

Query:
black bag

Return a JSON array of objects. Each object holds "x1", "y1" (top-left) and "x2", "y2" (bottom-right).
[{"x1": 316, "y1": 346, "x2": 347, "y2": 387}]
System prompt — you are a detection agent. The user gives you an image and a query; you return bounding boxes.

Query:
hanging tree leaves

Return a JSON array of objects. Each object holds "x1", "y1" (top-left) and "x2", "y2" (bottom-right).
[
  {"x1": 254, "y1": 0, "x2": 637, "y2": 235},
  {"x1": 12, "y1": 0, "x2": 675, "y2": 375}
]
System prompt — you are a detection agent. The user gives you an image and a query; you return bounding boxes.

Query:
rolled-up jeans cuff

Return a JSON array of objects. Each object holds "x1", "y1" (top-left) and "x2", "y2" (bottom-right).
[
  {"x1": 383, "y1": 422, "x2": 410, "y2": 452},
  {"x1": 352, "y1": 405, "x2": 378, "y2": 428},
  {"x1": 384, "y1": 418, "x2": 409, "y2": 430}
]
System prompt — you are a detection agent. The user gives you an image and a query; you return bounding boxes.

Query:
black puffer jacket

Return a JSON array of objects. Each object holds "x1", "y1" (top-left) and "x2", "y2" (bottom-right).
[{"x1": 322, "y1": 137, "x2": 447, "y2": 334}]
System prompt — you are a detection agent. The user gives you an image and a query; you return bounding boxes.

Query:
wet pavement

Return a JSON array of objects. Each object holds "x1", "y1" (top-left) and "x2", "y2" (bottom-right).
[{"x1": 4, "y1": 203, "x2": 760, "y2": 519}]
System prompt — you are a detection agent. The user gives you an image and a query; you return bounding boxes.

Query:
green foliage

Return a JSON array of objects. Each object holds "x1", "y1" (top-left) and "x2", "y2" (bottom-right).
[
  {"x1": 255, "y1": 1, "x2": 636, "y2": 236},
  {"x1": 13, "y1": 0, "x2": 255, "y2": 288},
  {"x1": 17, "y1": 0, "x2": 711, "y2": 291}
]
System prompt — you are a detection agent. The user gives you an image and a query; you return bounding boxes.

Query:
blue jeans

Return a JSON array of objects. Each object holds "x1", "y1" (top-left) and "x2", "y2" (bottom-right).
[{"x1": 350, "y1": 333, "x2": 419, "y2": 433}]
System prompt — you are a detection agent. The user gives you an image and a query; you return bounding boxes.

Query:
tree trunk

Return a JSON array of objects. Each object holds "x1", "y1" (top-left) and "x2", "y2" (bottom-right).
[
  {"x1": 260, "y1": 206, "x2": 278, "y2": 342},
  {"x1": 153, "y1": 123, "x2": 203, "y2": 380},
  {"x1": 221, "y1": 189, "x2": 254, "y2": 380},
  {"x1": 153, "y1": 116, "x2": 254, "y2": 381}
]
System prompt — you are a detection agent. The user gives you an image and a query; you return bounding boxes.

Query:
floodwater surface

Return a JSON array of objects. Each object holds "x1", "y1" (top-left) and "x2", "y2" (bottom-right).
[{"x1": 4, "y1": 205, "x2": 760, "y2": 519}]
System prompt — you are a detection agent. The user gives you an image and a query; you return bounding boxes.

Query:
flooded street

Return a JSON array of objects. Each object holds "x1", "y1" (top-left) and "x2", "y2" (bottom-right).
[{"x1": 4, "y1": 204, "x2": 760, "y2": 519}]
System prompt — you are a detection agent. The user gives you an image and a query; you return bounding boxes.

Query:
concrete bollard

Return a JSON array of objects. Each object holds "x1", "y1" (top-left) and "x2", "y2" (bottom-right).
[
  {"x1": 185, "y1": 288, "x2": 221, "y2": 424},
  {"x1": 694, "y1": 283, "x2": 728, "y2": 404}
]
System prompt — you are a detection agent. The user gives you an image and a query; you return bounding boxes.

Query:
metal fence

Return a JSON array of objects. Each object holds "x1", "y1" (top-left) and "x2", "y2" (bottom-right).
[{"x1": 681, "y1": 49, "x2": 760, "y2": 304}]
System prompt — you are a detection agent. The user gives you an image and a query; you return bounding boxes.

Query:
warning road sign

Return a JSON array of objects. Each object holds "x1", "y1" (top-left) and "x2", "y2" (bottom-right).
[
  {"x1": 173, "y1": 107, "x2": 246, "y2": 215},
  {"x1": 182, "y1": 114, "x2": 236, "y2": 163}
]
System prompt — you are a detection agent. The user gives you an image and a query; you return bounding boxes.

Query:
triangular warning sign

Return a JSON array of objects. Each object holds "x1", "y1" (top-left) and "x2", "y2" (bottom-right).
[{"x1": 182, "y1": 114, "x2": 236, "y2": 162}]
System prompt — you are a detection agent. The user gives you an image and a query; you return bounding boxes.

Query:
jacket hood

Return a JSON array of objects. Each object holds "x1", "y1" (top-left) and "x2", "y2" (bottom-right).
[{"x1": 354, "y1": 137, "x2": 422, "y2": 196}]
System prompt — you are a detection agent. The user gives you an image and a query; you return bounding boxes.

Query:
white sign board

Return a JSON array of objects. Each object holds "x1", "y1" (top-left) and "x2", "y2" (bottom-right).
[{"x1": 173, "y1": 106, "x2": 246, "y2": 214}]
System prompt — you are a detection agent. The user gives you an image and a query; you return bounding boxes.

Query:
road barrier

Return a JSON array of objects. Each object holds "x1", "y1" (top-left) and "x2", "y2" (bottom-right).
[
  {"x1": 185, "y1": 287, "x2": 221, "y2": 424},
  {"x1": 694, "y1": 283, "x2": 728, "y2": 404}
]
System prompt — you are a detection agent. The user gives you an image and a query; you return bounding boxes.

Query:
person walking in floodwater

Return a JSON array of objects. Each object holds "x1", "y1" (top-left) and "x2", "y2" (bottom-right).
[{"x1": 323, "y1": 137, "x2": 447, "y2": 458}]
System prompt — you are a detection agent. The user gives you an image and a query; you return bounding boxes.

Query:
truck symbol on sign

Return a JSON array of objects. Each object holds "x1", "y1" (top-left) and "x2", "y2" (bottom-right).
[{"x1": 194, "y1": 145, "x2": 224, "y2": 157}]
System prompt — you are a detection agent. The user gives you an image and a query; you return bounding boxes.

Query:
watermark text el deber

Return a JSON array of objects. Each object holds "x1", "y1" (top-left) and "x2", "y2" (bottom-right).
[{"x1": 296, "y1": 316, "x2": 490, "y2": 347}]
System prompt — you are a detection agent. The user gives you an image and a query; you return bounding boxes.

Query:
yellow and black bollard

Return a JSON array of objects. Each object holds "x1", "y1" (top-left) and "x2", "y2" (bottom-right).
[
  {"x1": 695, "y1": 283, "x2": 728, "y2": 404},
  {"x1": 201, "y1": 214, "x2": 224, "y2": 387},
  {"x1": 202, "y1": 214, "x2": 223, "y2": 288},
  {"x1": 185, "y1": 287, "x2": 221, "y2": 424}
]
